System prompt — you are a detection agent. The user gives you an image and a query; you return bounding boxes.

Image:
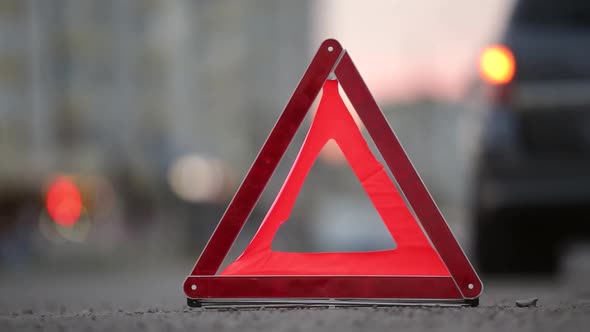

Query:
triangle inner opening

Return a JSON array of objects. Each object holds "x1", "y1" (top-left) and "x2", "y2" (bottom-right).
[{"x1": 271, "y1": 139, "x2": 397, "y2": 253}]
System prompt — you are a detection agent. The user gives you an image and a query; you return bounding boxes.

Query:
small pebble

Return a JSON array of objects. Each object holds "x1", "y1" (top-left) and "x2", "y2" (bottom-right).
[{"x1": 516, "y1": 298, "x2": 538, "y2": 308}]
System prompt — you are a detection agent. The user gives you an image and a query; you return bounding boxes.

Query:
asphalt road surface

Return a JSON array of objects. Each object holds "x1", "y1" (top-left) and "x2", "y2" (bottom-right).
[{"x1": 1, "y1": 257, "x2": 590, "y2": 332}]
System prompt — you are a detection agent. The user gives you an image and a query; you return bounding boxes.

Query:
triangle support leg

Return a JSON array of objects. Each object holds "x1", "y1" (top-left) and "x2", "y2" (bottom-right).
[
  {"x1": 335, "y1": 53, "x2": 482, "y2": 299},
  {"x1": 191, "y1": 40, "x2": 344, "y2": 276}
]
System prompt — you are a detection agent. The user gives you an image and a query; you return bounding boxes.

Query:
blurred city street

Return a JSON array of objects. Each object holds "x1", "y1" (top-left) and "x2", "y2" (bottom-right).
[{"x1": 1, "y1": 0, "x2": 590, "y2": 330}]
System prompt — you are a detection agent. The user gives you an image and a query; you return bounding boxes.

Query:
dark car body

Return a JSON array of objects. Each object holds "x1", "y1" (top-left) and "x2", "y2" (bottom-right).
[{"x1": 470, "y1": 0, "x2": 590, "y2": 274}]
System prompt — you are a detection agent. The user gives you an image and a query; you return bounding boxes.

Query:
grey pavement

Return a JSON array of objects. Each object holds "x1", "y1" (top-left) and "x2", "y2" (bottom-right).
[{"x1": 1, "y1": 258, "x2": 590, "y2": 332}]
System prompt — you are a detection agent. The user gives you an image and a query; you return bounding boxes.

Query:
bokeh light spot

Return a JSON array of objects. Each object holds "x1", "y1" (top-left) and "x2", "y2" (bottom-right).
[
  {"x1": 479, "y1": 45, "x2": 515, "y2": 84},
  {"x1": 46, "y1": 176, "x2": 83, "y2": 227}
]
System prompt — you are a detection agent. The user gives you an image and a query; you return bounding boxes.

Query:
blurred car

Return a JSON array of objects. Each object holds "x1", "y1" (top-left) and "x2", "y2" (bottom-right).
[
  {"x1": 468, "y1": 0, "x2": 590, "y2": 275},
  {"x1": 0, "y1": 147, "x2": 156, "y2": 265}
]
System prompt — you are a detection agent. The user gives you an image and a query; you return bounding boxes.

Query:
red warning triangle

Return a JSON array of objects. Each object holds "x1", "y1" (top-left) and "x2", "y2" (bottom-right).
[
  {"x1": 222, "y1": 80, "x2": 449, "y2": 277},
  {"x1": 184, "y1": 39, "x2": 482, "y2": 306}
]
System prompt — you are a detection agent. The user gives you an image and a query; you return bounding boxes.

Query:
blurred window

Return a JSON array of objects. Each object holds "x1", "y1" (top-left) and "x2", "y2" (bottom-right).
[{"x1": 513, "y1": 0, "x2": 590, "y2": 26}]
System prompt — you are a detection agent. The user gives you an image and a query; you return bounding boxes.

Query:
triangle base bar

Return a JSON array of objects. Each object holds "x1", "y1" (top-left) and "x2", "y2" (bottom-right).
[
  {"x1": 184, "y1": 276, "x2": 465, "y2": 300},
  {"x1": 188, "y1": 298, "x2": 480, "y2": 308}
]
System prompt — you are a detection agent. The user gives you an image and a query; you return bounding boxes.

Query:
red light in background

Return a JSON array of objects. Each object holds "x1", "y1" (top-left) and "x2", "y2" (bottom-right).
[{"x1": 46, "y1": 176, "x2": 82, "y2": 227}]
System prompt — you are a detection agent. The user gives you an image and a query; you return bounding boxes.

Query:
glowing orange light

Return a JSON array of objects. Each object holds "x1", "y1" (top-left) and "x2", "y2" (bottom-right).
[
  {"x1": 46, "y1": 176, "x2": 82, "y2": 227},
  {"x1": 479, "y1": 45, "x2": 515, "y2": 84}
]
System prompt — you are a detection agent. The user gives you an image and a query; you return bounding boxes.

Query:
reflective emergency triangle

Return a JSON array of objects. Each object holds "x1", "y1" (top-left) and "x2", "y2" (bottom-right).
[
  {"x1": 184, "y1": 39, "x2": 482, "y2": 305},
  {"x1": 221, "y1": 80, "x2": 450, "y2": 276}
]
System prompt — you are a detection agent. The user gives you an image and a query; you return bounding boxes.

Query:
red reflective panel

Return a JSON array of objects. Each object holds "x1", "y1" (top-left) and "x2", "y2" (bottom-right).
[
  {"x1": 221, "y1": 81, "x2": 450, "y2": 277},
  {"x1": 46, "y1": 176, "x2": 82, "y2": 227}
]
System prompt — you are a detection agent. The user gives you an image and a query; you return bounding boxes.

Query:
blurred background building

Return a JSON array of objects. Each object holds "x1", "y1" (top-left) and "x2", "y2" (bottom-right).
[
  {"x1": 1, "y1": 0, "x2": 587, "y2": 278},
  {"x1": 0, "y1": 0, "x2": 314, "y2": 265}
]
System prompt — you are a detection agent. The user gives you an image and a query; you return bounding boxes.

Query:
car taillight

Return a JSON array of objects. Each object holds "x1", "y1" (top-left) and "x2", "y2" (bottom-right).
[
  {"x1": 46, "y1": 176, "x2": 82, "y2": 227},
  {"x1": 479, "y1": 45, "x2": 515, "y2": 85}
]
